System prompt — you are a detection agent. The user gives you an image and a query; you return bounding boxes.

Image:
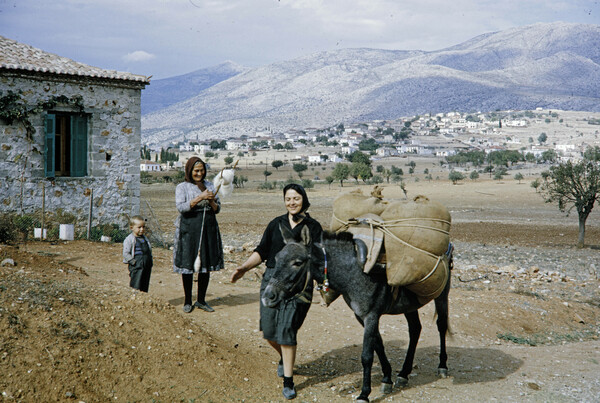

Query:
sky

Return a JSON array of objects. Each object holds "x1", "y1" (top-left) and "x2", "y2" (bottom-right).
[{"x1": 1, "y1": 0, "x2": 599, "y2": 80}]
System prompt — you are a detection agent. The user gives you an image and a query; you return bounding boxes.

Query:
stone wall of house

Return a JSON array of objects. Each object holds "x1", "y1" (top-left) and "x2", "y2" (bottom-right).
[{"x1": 0, "y1": 73, "x2": 144, "y2": 231}]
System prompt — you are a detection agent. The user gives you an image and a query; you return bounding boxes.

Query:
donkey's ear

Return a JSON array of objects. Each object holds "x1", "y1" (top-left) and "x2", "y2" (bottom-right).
[
  {"x1": 300, "y1": 225, "x2": 311, "y2": 246},
  {"x1": 280, "y1": 223, "x2": 295, "y2": 244}
]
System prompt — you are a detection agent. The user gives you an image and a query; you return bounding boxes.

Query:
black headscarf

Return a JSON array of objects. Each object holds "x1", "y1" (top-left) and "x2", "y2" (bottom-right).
[
  {"x1": 184, "y1": 157, "x2": 206, "y2": 189},
  {"x1": 283, "y1": 183, "x2": 311, "y2": 222}
]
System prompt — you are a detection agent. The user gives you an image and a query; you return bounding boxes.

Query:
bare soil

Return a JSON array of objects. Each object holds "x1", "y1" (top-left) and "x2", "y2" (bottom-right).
[{"x1": 2, "y1": 179, "x2": 600, "y2": 402}]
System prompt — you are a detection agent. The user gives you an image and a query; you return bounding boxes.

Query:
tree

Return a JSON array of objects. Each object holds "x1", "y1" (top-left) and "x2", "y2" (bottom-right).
[
  {"x1": 540, "y1": 159, "x2": 600, "y2": 248},
  {"x1": 525, "y1": 152, "x2": 536, "y2": 163},
  {"x1": 224, "y1": 156, "x2": 234, "y2": 166},
  {"x1": 399, "y1": 181, "x2": 408, "y2": 198},
  {"x1": 210, "y1": 139, "x2": 227, "y2": 150},
  {"x1": 350, "y1": 162, "x2": 372, "y2": 183},
  {"x1": 538, "y1": 132, "x2": 548, "y2": 144},
  {"x1": 292, "y1": 163, "x2": 307, "y2": 178},
  {"x1": 540, "y1": 149, "x2": 557, "y2": 163},
  {"x1": 325, "y1": 176, "x2": 334, "y2": 189},
  {"x1": 331, "y1": 163, "x2": 350, "y2": 187},
  {"x1": 382, "y1": 168, "x2": 392, "y2": 183},
  {"x1": 530, "y1": 178, "x2": 541, "y2": 192},
  {"x1": 390, "y1": 165, "x2": 403, "y2": 176},
  {"x1": 233, "y1": 174, "x2": 248, "y2": 188},
  {"x1": 470, "y1": 171, "x2": 479, "y2": 180},
  {"x1": 349, "y1": 151, "x2": 371, "y2": 167},
  {"x1": 271, "y1": 160, "x2": 284, "y2": 170},
  {"x1": 514, "y1": 173, "x2": 524, "y2": 183},
  {"x1": 448, "y1": 170, "x2": 465, "y2": 185},
  {"x1": 583, "y1": 146, "x2": 600, "y2": 161},
  {"x1": 358, "y1": 138, "x2": 379, "y2": 151},
  {"x1": 263, "y1": 170, "x2": 272, "y2": 182}
]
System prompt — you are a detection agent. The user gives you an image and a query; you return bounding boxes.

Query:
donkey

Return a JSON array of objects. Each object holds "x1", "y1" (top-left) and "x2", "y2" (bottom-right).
[{"x1": 262, "y1": 225, "x2": 452, "y2": 402}]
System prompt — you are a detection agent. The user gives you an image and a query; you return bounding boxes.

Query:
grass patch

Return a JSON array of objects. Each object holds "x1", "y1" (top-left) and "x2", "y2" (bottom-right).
[
  {"x1": 510, "y1": 288, "x2": 546, "y2": 300},
  {"x1": 498, "y1": 328, "x2": 600, "y2": 345}
]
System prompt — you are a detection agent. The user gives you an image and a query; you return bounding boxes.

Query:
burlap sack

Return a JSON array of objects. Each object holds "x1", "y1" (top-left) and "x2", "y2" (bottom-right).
[
  {"x1": 380, "y1": 195, "x2": 451, "y2": 298},
  {"x1": 330, "y1": 188, "x2": 387, "y2": 232}
]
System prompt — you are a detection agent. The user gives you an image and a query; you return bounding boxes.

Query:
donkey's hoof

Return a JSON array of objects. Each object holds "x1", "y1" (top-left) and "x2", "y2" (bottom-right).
[
  {"x1": 381, "y1": 382, "x2": 393, "y2": 394},
  {"x1": 395, "y1": 376, "x2": 409, "y2": 388},
  {"x1": 438, "y1": 368, "x2": 449, "y2": 378}
]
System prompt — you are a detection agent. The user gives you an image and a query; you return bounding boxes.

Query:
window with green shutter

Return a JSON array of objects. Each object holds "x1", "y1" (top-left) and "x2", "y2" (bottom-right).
[
  {"x1": 44, "y1": 112, "x2": 88, "y2": 177},
  {"x1": 44, "y1": 114, "x2": 56, "y2": 177}
]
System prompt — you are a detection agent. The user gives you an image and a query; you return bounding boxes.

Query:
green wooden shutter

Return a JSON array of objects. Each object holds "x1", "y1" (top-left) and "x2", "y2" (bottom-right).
[
  {"x1": 70, "y1": 115, "x2": 88, "y2": 177},
  {"x1": 44, "y1": 114, "x2": 56, "y2": 177}
]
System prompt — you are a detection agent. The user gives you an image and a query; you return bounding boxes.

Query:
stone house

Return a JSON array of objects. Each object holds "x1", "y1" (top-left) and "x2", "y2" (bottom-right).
[{"x1": 0, "y1": 36, "x2": 149, "y2": 227}]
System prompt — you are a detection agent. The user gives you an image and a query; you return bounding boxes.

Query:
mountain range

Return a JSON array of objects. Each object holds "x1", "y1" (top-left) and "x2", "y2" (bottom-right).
[
  {"x1": 141, "y1": 22, "x2": 600, "y2": 146},
  {"x1": 141, "y1": 61, "x2": 248, "y2": 114}
]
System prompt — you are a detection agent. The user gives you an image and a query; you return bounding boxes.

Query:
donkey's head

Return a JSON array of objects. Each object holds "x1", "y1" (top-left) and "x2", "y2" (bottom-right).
[{"x1": 261, "y1": 224, "x2": 313, "y2": 308}]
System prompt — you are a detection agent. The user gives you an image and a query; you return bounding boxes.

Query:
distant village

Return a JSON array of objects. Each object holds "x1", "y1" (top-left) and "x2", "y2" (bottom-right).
[{"x1": 140, "y1": 108, "x2": 600, "y2": 172}]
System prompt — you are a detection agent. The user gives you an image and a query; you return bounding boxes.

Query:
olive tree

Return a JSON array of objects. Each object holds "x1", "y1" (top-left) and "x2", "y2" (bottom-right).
[
  {"x1": 332, "y1": 163, "x2": 350, "y2": 187},
  {"x1": 292, "y1": 163, "x2": 307, "y2": 178},
  {"x1": 514, "y1": 173, "x2": 524, "y2": 183},
  {"x1": 448, "y1": 170, "x2": 465, "y2": 185},
  {"x1": 540, "y1": 159, "x2": 600, "y2": 248},
  {"x1": 271, "y1": 160, "x2": 284, "y2": 170}
]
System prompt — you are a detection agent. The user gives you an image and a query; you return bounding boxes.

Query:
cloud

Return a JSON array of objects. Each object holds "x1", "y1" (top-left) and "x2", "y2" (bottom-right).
[{"x1": 122, "y1": 50, "x2": 156, "y2": 63}]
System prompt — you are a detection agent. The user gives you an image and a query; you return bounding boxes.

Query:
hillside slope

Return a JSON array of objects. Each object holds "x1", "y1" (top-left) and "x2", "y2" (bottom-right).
[{"x1": 142, "y1": 22, "x2": 600, "y2": 145}]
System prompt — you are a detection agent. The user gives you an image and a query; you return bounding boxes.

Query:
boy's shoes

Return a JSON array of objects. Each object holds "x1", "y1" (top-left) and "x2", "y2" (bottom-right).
[
  {"x1": 183, "y1": 304, "x2": 193, "y2": 313},
  {"x1": 282, "y1": 386, "x2": 296, "y2": 400},
  {"x1": 277, "y1": 361, "x2": 284, "y2": 378},
  {"x1": 194, "y1": 301, "x2": 215, "y2": 312}
]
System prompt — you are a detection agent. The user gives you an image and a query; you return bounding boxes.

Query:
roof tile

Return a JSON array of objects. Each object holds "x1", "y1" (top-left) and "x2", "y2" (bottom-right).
[{"x1": 0, "y1": 35, "x2": 150, "y2": 84}]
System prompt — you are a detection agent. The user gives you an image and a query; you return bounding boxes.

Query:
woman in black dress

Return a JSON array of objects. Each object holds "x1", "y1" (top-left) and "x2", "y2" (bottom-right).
[
  {"x1": 173, "y1": 157, "x2": 224, "y2": 313},
  {"x1": 230, "y1": 184, "x2": 322, "y2": 400}
]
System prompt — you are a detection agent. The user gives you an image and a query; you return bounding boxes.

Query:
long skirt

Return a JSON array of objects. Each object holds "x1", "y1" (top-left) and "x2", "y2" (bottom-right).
[{"x1": 173, "y1": 208, "x2": 223, "y2": 274}]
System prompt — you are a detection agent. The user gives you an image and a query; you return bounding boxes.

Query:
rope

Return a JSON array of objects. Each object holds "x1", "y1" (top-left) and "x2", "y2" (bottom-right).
[{"x1": 332, "y1": 212, "x2": 450, "y2": 260}]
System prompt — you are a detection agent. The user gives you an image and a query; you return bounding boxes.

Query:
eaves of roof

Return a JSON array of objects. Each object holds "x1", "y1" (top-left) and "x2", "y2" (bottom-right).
[{"x1": 0, "y1": 35, "x2": 150, "y2": 86}]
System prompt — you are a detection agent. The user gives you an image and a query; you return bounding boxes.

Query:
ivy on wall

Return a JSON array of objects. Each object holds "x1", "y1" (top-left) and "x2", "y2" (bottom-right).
[{"x1": 0, "y1": 90, "x2": 85, "y2": 140}]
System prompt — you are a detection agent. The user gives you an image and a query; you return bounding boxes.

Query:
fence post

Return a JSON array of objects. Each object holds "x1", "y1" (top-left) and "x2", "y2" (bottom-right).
[
  {"x1": 87, "y1": 188, "x2": 93, "y2": 240},
  {"x1": 41, "y1": 182, "x2": 45, "y2": 240}
]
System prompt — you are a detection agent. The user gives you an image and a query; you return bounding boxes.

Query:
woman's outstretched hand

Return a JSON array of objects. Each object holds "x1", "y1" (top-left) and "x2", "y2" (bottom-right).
[{"x1": 230, "y1": 266, "x2": 247, "y2": 283}]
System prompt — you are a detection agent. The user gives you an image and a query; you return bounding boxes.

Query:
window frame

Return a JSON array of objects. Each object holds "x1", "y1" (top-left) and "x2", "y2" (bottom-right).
[{"x1": 44, "y1": 112, "x2": 88, "y2": 178}]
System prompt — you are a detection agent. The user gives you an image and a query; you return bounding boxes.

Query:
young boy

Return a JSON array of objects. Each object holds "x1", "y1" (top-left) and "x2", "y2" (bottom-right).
[{"x1": 122, "y1": 215, "x2": 153, "y2": 292}]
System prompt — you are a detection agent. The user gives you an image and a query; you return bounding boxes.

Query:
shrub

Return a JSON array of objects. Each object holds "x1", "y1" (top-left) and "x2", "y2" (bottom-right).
[
  {"x1": 301, "y1": 179, "x2": 314, "y2": 189},
  {"x1": 0, "y1": 215, "x2": 18, "y2": 243},
  {"x1": 258, "y1": 181, "x2": 276, "y2": 190}
]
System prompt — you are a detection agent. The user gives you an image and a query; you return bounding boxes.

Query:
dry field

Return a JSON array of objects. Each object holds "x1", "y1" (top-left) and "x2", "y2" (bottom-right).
[{"x1": 2, "y1": 175, "x2": 600, "y2": 402}]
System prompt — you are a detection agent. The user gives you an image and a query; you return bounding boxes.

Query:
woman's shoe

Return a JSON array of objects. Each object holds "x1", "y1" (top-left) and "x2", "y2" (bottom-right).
[
  {"x1": 194, "y1": 301, "x2": 215, "y2": 312},
  {"x1": 282, "y1": 386, "x2": 296, "y2": 400},
  {"x1": 183, "y1": 304, "x2": 193, "y2": 313}
]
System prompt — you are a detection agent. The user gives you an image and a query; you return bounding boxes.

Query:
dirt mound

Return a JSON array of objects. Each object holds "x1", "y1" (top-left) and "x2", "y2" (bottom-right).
[{"x1": 0, "y1": 246, "x2": 278, "y2": 402}]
